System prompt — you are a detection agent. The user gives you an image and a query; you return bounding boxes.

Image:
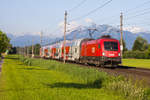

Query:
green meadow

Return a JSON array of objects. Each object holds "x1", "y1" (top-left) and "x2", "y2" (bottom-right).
[
  {"x1": 0, "y1": 55, "x2": 149, "y2": 100},
  {"x1": 123, "y1": 59, "x2": 150, "y2": 69}
]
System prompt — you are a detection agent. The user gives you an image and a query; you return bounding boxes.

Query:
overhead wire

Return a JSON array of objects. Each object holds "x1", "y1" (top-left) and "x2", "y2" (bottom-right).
[
  {"x1": 44, "y1": 0, "x2": 87, "y2": 40},
  {"x1": 68, "y1": 0, "x2": 87, "y2": 12},
  {"x1": 124, "y1": 0, "x2": 150, "y2": 21},
  {"x1": 125, "y1": 7, "x2": 150, "y2": 16},
  {"x1": 48, "y1": 0, "x2": 150, "y2": 40},
  {"x1": 125, "y1": 10, "x2": 150, "y2": 20},
  {"x1": 124, "y1": 0, "x2": 150, "y2": 14},
  {"x1": 109, "y1": 1, "x2": 150, "y2": 25},
  {"x1": 98, "y1": 0, "x2": 150, "y2": 26},
  {"x1": 121, "y1": 1, "x2": 150, "y2": 30},
  {"x1": 69, "y1": 0, "x2": 113, "y2": 22}
]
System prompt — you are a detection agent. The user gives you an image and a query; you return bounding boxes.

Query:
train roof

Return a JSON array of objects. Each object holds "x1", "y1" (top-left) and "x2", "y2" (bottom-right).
[
  {"x1": 70, "y1": 38, "x2": 94, "y2": 46},
  {"x1": 97, "y1": 35, "x2": 117, "y2": 40},
  {"x1": 41, "y1": 38, "x2": 94, "y2": 48}
]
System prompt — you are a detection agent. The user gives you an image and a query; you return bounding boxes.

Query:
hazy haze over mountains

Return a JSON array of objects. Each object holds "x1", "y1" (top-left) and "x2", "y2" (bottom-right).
[{"x1": 7, "y1": 24, "x2": 150, "y2": 49}]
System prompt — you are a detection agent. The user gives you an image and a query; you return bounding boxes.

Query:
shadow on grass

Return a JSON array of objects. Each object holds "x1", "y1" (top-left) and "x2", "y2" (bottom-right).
[
  {"x1": 43, "y1": 79, "x2": 102, "y2": 89},
  {"x1": 4, "y1": 56, "x2": 19, "y2": 60},
  {"x1": 104, "y1": 65, "x2": 136, "y2": 69},
  {"x1": 117, "y1": 65, "x2": 136, "y2": 69}
]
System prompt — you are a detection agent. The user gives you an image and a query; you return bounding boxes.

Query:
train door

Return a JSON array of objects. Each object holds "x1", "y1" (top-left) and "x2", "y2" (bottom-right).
[
  {"x1": 84, "y1": 42, "x2": 87, "y2": 56},
  {"x1": 98, "y1": 42, "x2": 102, "y2": 56}
]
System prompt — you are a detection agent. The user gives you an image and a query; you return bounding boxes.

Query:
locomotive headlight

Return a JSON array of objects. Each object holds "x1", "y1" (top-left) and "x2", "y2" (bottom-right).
[
  {"x1": 118, "y1": 53, "x2": 121, "y2": 56},
  {"x1": 102, "y1": 52, "x2": 105, "y2": 56}
]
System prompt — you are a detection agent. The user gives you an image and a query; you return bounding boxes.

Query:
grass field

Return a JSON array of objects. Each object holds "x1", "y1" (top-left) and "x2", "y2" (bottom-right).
[
  {"x1": 123, "y1": 59, "x2": 150, "y2": 69},
  {"x1": 0, "y1": 55, "x2": 149, "y2": 100}
]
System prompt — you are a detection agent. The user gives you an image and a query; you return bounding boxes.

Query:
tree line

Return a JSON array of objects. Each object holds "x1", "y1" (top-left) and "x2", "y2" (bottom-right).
[
  {"x1": 0, "y1": 30, "x2": 41, "y2": 57},
  {"x1": 0, "y1": 29, "x2": 150, "y2": 59},
  {"x1": 9, "y1": 44, "x2": 41, "y2": 56},
  {"x1": 123, "y1": 36, "x2": 150, "y2": 59},
  {"x1": 0, "y1": 30, "x2": 10, "y2": 58}
]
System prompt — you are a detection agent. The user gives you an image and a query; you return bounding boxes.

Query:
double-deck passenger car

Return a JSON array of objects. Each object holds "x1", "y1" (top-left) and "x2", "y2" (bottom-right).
[{"x1": 40, "y1": 35, "x2": 121, "y2": 67}]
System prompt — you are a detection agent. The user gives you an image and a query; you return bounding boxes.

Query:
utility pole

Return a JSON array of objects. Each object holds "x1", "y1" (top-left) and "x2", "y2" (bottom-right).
[
  {"x1": 24, "y1": 45, "x2": 26, "y2": 57},
  {"x1": 64, "y1": 11, "x2": 67, "y2": 63},
  {"x1": 27, "y1": 41, "x2": 30, "y2": 57},
  {"x1": 120, "y1": 12, "x2": 123, "y2": 63},
  {"x1": 88, "y1": 28, "x2": 97, "y2": 38},
  {"x1": 40, "y1": 31, "x2": 43, "y2": 46},
  {"x1": 25, "y1": 45, "x2": 27, "y2": 57},
  {"x1": 32, "y1": 38, "x2": 34, "y2": 58},
  {"x1": 40, "y1": 31, "x2": 43, "y2": 57}
]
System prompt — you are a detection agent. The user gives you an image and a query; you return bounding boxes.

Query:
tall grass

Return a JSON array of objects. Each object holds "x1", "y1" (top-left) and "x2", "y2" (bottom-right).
[
  {"x1": 20, "y1": 56, "x2": 150, "y2": 100},
  {"x1": 107, "y1": 79, "x2": 148, "y2": 100},
  {"x1": 1, "y1": 55, "x2": 125, "y2": 100},
  {"x1": 0, "y1": 55, "x2": 149, "y2": 100}
]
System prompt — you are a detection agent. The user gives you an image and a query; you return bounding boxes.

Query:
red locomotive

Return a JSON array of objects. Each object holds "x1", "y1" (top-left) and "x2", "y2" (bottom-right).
[{"x1": 40, "y1": 35, "x2": 121, "y2": 67}]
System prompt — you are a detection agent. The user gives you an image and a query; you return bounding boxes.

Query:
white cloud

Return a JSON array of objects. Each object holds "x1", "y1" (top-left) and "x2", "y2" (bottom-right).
[
  {"x1": 9, "y1": 31, "x2": 48, "y2": 37},
  {"x1": 58, "y1": 21, "x2": 80, "y2": 34},
  {"x1": 11, "y1": 32, "x2": 29, "y2": 37},
  {"x1": 58, "y1": 22, "x2": 64, "y2": 28},
  {"x1": 124, "y1": 26, "x2": 147, "y2": 33},
  {"x1": 67, "y1": 21, "x2": 80, "y2": 32},
  {"x1": 84, "y1": 18, "x2": 93, "y2": 24}
]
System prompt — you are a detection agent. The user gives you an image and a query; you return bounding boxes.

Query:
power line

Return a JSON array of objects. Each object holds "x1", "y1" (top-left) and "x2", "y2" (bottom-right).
[
  {"x1": 97, "y1": 14, "x2": 119, "y2": 25},
  {"x1": 99, "y1": 0, "x2": 150, "y2": 25},
  {"x1": 68, "y1": 0, "x2": 87, "y2": 12},
  {"x1": 50, "y1": 26, "x2": 61, "y2": 34},
  {"x1": 122, "y1": 1, "x2": 150, "y2": 27},
  {"x1": 124, "y1": 23, "x2": 150, "y2": 27},
  {"x1": 125, "y1": 10, "x2": 150, "y2": 20},
  {"x1": 69, "y1": 0, "x2": 113, "y2": 22},
  {"x1": 124, "y1": 0, "x2": 150, "y2": 14},
  {"x1": 125, "y1": 7, "x2": 150, "y2": 16},
  {"x1": 124, "y1": 17, "x2": 150, "y2": 25},
  {"x1": 98, "y1": 0, "x2": 150, "y2": 25}
]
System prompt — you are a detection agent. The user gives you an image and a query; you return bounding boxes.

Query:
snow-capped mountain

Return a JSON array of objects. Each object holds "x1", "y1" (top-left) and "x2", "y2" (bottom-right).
[
  {"x1": 7, "y1": 33, "x2": 56, "y2": 47},
  {"x1": 7, "y1": 24, "x2": 150, "y2": 49}
]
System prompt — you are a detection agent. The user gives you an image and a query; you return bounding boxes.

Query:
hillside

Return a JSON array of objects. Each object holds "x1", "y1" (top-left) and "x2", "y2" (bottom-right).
[{"x1": 7, "y1": 24, "x2": 150, "y2": 49}]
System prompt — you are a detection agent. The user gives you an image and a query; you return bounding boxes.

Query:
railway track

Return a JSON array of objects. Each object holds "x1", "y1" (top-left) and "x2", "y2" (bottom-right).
[
  {"x1": 74, "y1": 63, "x2": 150, "y2": 86},
  {"x1": 100, "y1": 66, "x2": 150, "y2": 86},
  {"x1": 34, "y1": 56, "x2": 150, "y2": 86}
]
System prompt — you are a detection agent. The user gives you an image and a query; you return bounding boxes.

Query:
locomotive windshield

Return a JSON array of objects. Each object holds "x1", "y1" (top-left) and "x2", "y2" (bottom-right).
[{"x1": 104, "y1": 41, "x2": 118, "y2": 51}]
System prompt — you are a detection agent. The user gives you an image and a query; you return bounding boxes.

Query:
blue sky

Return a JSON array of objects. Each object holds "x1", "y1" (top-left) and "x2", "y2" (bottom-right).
[{"x1": 0, "y1": 0, "x2": 150, "y2": 37}]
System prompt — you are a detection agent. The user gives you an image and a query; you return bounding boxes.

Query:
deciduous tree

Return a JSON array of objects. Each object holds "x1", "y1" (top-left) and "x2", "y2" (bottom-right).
[
  {"x1": 132, "y1": 36, "x2": 148, "y2": 51},
  {"x1": 0, "y1": 30, "x2": 10, "y2": 56}
]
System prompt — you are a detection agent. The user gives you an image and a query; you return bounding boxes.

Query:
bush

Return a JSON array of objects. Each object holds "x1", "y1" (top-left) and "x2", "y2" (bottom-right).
[
  {"x1": 123, "y1": 51, "x2": 150, "y2": 59},
  {"x1": 19, "y1": 56, "x2": 32, "y2": 66},
  {"x1": 145, "y1": 50, "x2": 150, "y2": 59}
]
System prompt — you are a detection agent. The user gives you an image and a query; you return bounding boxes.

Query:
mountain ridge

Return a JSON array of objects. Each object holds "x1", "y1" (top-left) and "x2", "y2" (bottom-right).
[{"x1": 7, "y1": 24, "x2": 150, "y2": 49}]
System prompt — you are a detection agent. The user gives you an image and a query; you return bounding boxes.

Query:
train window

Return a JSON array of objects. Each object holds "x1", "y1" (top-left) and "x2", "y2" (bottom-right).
[
  {"x1": 104, "y1": 42, "x2": 118, "y2": 51},
  {"x1": 75, "y1": 48, "x2": 77, "y2": 53}
]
